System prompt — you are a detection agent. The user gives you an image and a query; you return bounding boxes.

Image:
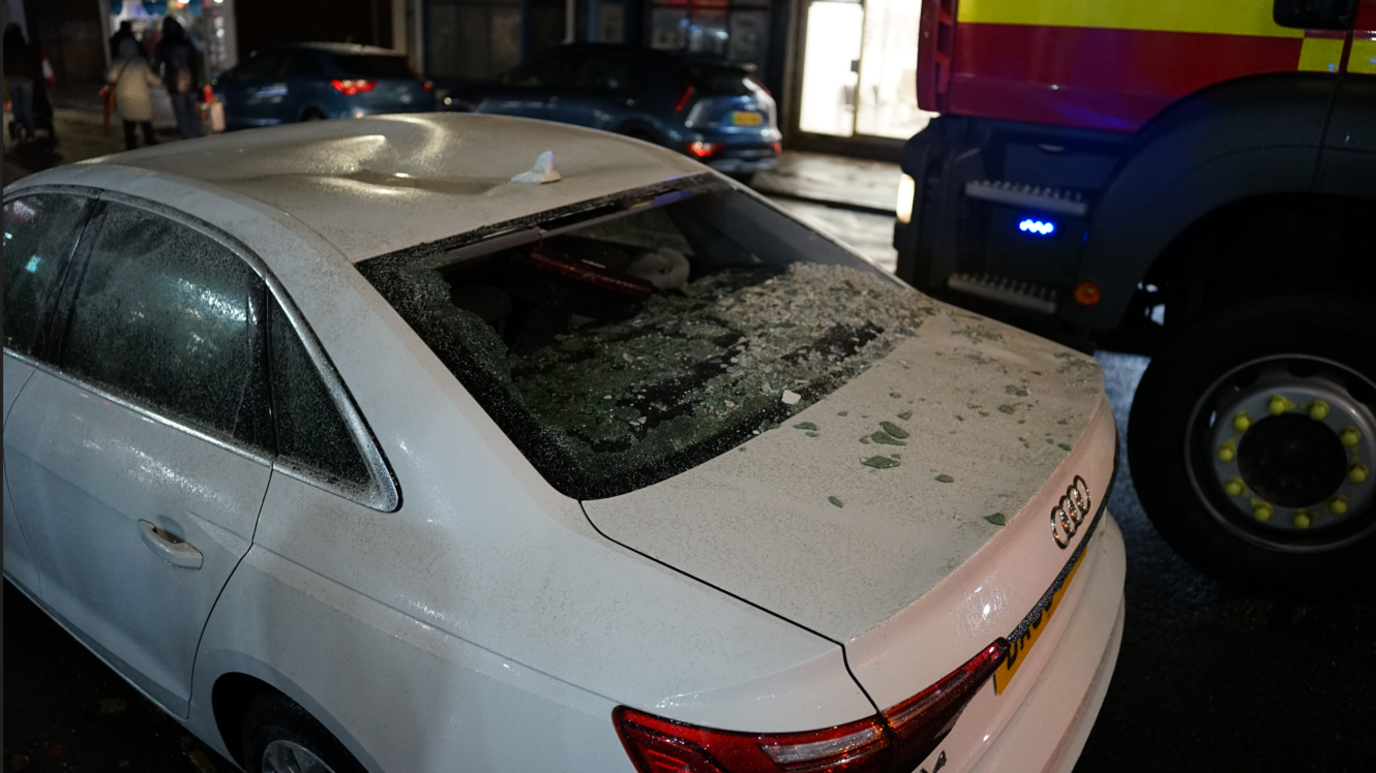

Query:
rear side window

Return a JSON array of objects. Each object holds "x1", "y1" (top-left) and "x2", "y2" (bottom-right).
[
  {"x1": 269, "y1": 300, "x2": 372, "y2": 488},
  {"x1": 280, "y1": 51, "x2": 324, "y2": 77},
  {"x1": 61, "y1": 202, "x2": 270, "y2": 447},
  {"x1": 235, "y1": 51, "x2": 281, "y2": 81},
  {"x1": 334, "y1": 54, "x2": 415, "y2": 80},
  {"x1": 499, "y1": 54, "x2": 574, "y2": 88},
  {"x1": 682, "y1": 65, "x2": 754, "y2": 96},
  {"x1": 3, "y1": 194, "x2": 92, "y2": 358},
  {"x1": 574, "y1": 54, "x2": 638, "y2": 91}
]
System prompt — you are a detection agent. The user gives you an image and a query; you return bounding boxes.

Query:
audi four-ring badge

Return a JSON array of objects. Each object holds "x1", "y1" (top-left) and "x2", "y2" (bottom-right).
[
  {"x1": 4, "y1": 114, "x2": 1125, "y2": 773},
  {"x1": 1053, "y1": 476, "x2": 1095, "y2": 548}
]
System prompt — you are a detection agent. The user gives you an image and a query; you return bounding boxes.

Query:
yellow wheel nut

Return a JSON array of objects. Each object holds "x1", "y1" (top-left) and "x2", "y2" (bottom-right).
[
  {"x1": 1351, "y1": 458, "x2": 1369, "y2": 484},
  {"x1": 1293, "y1": 510, "x2": 1313, "y2": 529},
  {"x1": 1252, "y1": 501, "x2": 1274, "y2": 522},
  {"x1": 1267, "y1": 395, "x2": 1295, "y2": 415},
  {"x1": 1224, "y1": 477, "x2": 1246, "y2": 497},
  {"x1": 1232, "y1": 411, "x2": 1252, "y2": 432},
  {"x1": 1217, "y1": 444, "x2": 1236, "y2": 463},
  {"x1": 1339, "y1": 427, "x2": 1361, "y2": 448},
  {"x1": 1327, "y1": 496, "x2": 1349, "y2": 515},
  {"x1": 1307, "y1": 400, "x2": 1330, "y2": 421}
]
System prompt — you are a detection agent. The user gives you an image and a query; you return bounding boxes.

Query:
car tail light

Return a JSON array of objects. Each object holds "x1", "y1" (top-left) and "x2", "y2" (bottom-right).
[
  {"x1": 771, "y1": 142, "x2": 782, "y2": 155},
  {"x1": 614, "y1": 639, "x2": 1008, "y2": 773},
  {"x1": 675, "y1": 84, "x2": 697, "y2": 112},
  {"x1": 422, "y1": 80, "x2": 434, "y2": 92},
  {"x1": 749, "y1": 76, "x2": 771, "y2": 96},
  {"x1": 330, "y1": 79, "x2": 376, "y2": 96},
  {"x1": 688, "y1": 141, "x2": 723, "y2": 158}
]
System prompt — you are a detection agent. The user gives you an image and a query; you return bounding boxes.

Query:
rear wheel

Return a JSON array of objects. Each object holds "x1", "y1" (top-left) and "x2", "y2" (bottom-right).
[
  {"x1": 301, "y1": 109, "x2": 326, "y2": 122},
  {"x1": 1129, "y1": 295, "x2": 1376, "y2": 593},
  {"x1": 243, "y1": 692, "x2": 366, "y2": 773}
]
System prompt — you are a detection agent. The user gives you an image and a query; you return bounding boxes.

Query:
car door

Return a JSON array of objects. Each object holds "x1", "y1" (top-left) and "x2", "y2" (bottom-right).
[
  {"x1": 3, "y1": 197, "x2": 274, "y2": 716},
  {"x1": 3, "y1": 192, "x2": 98, "y2": 596},
  {"x1": 218, "y1": 50, "x2": 284, "y2": 129}
]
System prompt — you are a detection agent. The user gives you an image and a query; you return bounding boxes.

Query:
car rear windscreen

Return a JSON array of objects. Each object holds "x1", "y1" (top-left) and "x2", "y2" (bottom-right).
[
  {"x1": 359, "y1": 178, "x2": 934, "y2": 499},
  {"x1": 683, "y1": 65, "x2": 755, "y2": 96},
  {"x1": 335, "y1": 54, "x2": 416, "y2": 80}
]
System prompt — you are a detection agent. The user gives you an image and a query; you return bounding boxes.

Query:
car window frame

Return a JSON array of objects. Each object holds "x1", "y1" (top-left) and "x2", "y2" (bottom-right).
[
  {"x1": 1, "y1": 186, "x2": 100, "y2": 364},
  {"x1": 11, "y1": 185, "x2": 400, "y2": 512}
]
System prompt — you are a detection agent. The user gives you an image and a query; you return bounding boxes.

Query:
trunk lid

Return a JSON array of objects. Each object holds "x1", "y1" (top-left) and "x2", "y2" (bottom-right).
[{"x1": 581, "y1": 307, "x2": 1117, "y2": 702}]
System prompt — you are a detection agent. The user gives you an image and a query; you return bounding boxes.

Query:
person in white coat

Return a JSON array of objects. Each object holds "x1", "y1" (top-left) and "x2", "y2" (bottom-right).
[{"x1": 106, "y1": 38, "x2": 162, "y2": 150}]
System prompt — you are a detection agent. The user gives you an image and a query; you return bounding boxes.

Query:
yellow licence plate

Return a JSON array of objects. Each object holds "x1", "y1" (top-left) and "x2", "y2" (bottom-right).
[
  {"x1": 992, "y1": 537, "x2": 1090, "y2": 694},
  {"x1": 731, "y1": 111, "x2": 764, "y2": 126}
]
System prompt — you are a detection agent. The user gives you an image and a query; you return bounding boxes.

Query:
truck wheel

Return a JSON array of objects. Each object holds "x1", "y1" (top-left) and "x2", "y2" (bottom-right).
[
  {"x1": 243, "y1": 692, "x2": 367, "y2": 773},
  {"x1": 1128, "y1": 295, "x2": 1376, "y2": 593}
]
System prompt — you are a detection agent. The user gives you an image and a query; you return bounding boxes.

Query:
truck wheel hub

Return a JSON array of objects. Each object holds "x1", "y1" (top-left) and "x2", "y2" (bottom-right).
[{"x1": 1190, "y1": 355, "x2": 1376, "y2": 551}]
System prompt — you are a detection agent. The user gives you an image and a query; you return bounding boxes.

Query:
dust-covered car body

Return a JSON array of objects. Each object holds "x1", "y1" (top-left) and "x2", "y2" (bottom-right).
[{"x1": 2, "y1": 114, "x2": 1123, "y2": 773}]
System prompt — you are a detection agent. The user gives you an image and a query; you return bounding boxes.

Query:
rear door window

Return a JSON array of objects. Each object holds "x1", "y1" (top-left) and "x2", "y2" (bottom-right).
[
  {"x1": 59, "y1": 202, "x2": 272, "y2": 450},
  {"x1": 574, "y1": 53, "x2": 638, "y2": 91},
  {"x1": 279, "y1": 50, "x2": 324, "y2": 77},
  {"x1": 499, "y1": 53, "x2": 575, "y2": 88},
  {"x1": 3, "y1": 194, "x2": 94, "y2": 359}
]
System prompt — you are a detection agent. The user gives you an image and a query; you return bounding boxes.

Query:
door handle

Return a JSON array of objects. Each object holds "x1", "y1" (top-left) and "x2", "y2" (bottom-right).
[{"x1": 138, "y1": 520, "x2": 203, "y2": 570}]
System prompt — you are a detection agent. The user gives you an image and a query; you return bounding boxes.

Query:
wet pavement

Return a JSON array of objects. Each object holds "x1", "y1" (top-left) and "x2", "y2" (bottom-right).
[{"x1": 4, "y1": 115, "x2": 1374, "y2": 772}]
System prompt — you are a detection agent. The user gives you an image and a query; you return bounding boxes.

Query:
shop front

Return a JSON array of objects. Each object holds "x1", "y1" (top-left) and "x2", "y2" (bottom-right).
[{"x1": 789, "y1": 0, "x2": 932, "y2": 157}]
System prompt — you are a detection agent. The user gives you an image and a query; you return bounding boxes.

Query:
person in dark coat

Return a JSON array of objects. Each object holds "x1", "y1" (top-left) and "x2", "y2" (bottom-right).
[
  {"x1": 109, "y1": 21, "x2": 147, "y2": 61},
  {"x1": 4, "y1": 23, "x2": 39, "y2": 140},
  {"x1": 153, "y1": 17, "x2": 202, "y2": 140}
]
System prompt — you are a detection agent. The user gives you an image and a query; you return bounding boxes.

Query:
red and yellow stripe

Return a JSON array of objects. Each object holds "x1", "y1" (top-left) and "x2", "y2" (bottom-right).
[{"x1": 943, "y1": 0, "x2": 1352, "y2": 132}]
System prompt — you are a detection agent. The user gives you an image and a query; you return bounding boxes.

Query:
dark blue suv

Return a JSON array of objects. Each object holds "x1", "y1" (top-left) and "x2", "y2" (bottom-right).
[
  {"x1": 444, "y1": 45, "x2": 780, "y2": 177},
  {"x1": 212, "y1": 43, "x2": 435, "y2": 130}
]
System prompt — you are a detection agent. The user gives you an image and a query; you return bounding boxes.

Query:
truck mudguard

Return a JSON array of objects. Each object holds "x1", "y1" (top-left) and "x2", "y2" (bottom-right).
[{"x1": 1065, "y1": 74, "x2": 1342, "y2": 330}]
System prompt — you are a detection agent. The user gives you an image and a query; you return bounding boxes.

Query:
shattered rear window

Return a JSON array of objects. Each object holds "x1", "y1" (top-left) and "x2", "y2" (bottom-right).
[{"x1": 360, "y1": 179, "x2": 935, "y2": 499}]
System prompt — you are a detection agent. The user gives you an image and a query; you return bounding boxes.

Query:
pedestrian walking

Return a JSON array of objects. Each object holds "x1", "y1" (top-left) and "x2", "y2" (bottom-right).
[
  {"x1": 107, "y1": 38, "x2": 162, "y2": 150},
  {"x1": 4, "y1": 23, "x2": 39, "y2": 142},
  {"x1": 154, "y1": 17, "x2": 203, "y2": 141},
  {"x1": 109, "y1": 20, "x2": 147, "y2": 61}
]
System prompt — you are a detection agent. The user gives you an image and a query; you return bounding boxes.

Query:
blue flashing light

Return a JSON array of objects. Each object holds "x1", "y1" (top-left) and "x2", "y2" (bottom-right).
[
  {"x1": 25, "y1": 255, "x2": 43, "y2": 273},
  {"x1": 1019, "y1": 218, "x2": 1056, "y2": 236}
]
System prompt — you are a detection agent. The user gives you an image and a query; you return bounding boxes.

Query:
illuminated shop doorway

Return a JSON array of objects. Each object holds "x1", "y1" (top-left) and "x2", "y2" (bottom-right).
[{"x1": 795, "y1": 0, "x2": 932, "y2": 145}]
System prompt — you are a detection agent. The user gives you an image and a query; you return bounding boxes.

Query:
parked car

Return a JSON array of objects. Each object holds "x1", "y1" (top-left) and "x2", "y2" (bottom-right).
[
  {"x1": 443, "y1": 44, "x2": 781, "y2": 179},
  {"x1": 3, "y1": 114, "x2": 1123, "y2": 773},
  {"x1": 211, "y1": 42, "x2": 435, "y2": 130}
]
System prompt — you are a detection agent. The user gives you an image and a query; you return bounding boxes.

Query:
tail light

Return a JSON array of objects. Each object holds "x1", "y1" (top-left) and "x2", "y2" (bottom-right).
[
  {"x1": 771, "y1": 142, "x2": 783, "y2": 155},
  {"x1": 749, "y1": 76, "x2": 771, "y2": 96},
  {"x1": 422, "y1": 80, "x2": 434, "y2": 92},
  {"x1": 330, "y1": 79, "x2": 376, "y2": 96},
  {"x1": 615, "y1": 639, "x2": 1009, "y2": 773},
  {"x1": 688, "y1": 141, "x2": 723, "y2": 158}
]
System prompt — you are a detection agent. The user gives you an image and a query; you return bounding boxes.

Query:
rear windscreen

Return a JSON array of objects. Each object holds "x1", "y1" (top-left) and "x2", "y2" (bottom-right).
[
  {"x1": 335, "y1": 54, "x2": 416, "y2": 80},
  {"x1": 683, "y1": 65, "x2": 755, "y2": 96},
  {"x1": 359, "y1": 179, "x2": 935, "y2": 499}
]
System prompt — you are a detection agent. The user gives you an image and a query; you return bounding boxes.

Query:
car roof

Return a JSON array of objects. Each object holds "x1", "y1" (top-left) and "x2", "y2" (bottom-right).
[
  {"x1": 73, "y1": 113, "x2": 707, "y2": 263},
  {"x1": 258, "y1": 41, "x2": 401, "y2": 57}
]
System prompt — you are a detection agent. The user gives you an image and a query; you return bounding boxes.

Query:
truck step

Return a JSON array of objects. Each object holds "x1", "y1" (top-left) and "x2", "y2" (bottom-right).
[
  {"x1": 963, "y1": 180, "x2": 1088, "y2": 217},
  {"x1": 947, "y1": 273, "x2": 1059, "y2": 315}
]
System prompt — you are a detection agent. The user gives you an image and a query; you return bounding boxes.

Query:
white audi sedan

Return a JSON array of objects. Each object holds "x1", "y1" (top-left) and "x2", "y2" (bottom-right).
[{"x1": 2, "y1": 114, "x2": 1124, "y2": 773}]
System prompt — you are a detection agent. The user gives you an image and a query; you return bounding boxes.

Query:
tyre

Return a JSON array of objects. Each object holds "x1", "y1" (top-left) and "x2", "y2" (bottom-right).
[
  {"x1": 1128, "y1": 294, "x2": 1376, "y2": 593},
  {"x1": 301, "y1": 109, "x2": 326, "y2": 122},
  {"x1": 243, "y1": 692, "x2": 367, "y2": 773}
]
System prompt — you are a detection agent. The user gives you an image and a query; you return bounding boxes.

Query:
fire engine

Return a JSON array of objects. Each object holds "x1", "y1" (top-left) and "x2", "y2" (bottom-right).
[{"x1": 894, "y1": 0, "x2": 1376, "y2": 591}]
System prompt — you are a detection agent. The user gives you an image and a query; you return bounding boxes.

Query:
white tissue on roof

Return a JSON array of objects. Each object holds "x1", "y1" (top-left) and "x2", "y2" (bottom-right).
[{"x1": 511, "y1": 151, "x2": 562, "y2": 184}]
